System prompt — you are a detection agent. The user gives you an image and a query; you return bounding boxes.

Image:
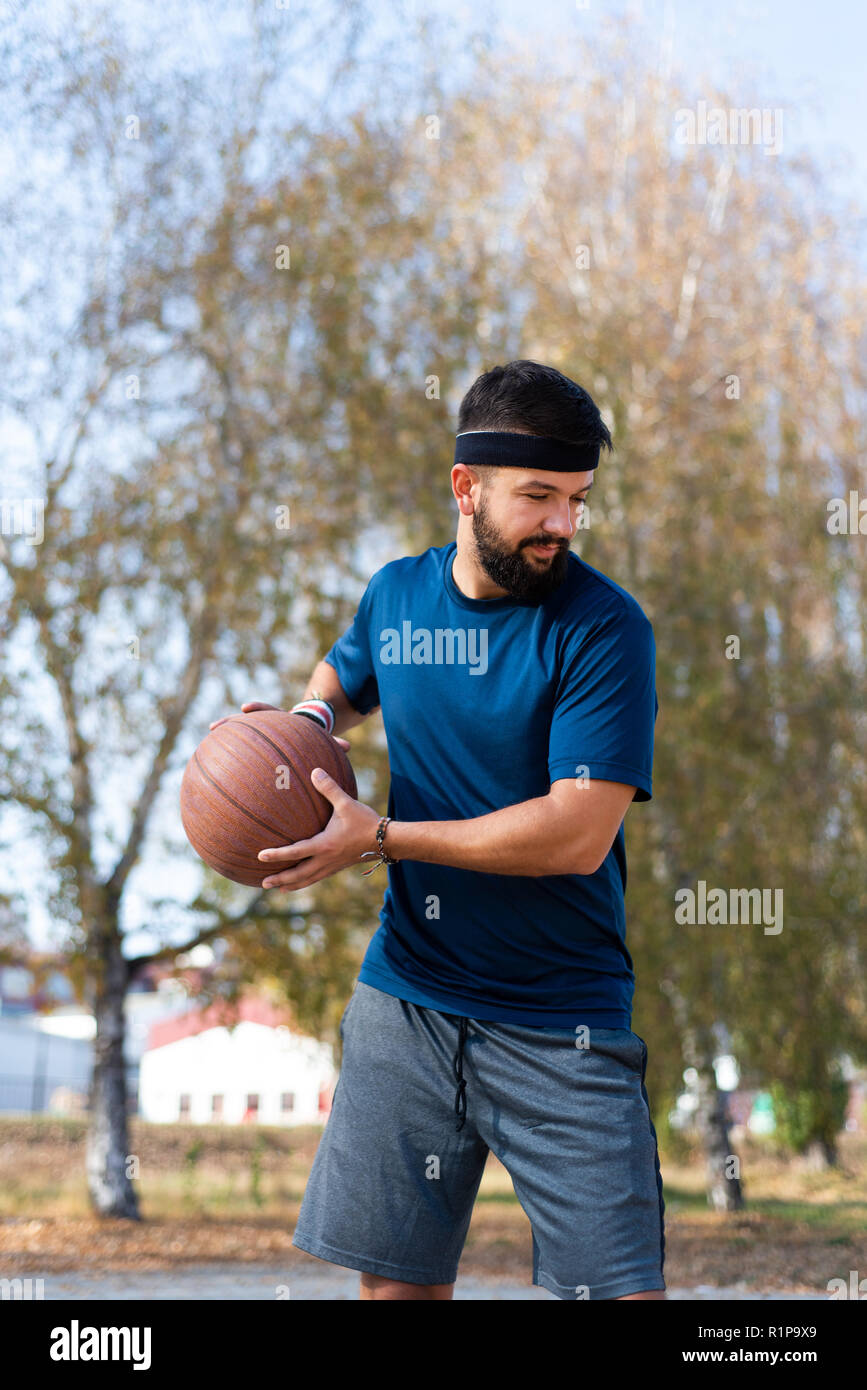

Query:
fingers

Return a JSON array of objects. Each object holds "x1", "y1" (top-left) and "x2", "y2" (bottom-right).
[
  {"x1": 209, "y1": 702, "x2": 279, "y2": 730},
  {"x1": 332, "y1": 736, "x2": 351, "y2": 750},
  {"x1": 310, "y1": 767, "x2": 350, "y2": 804},
  {"x1": 261, "y1": 866, "x2": 325, "y2": 891},
  {"x1": 258, "y1": 840, "x2": 315, "y2": 864},
  {"x1": 261, "y1": 860, "x2": 311, "y2": 888}
]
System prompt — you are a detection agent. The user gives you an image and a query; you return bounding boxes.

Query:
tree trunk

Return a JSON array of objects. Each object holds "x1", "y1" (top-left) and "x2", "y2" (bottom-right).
[
  {"x1": 803, "y1": 1136, "x2": 838, "y2": 1171},
  {"x1": 695, "y1": 1065, "x2": 745, "y2": 1211},
  {"x1": 86, "y1": 929, "x2": 140, "y2": 1219},
  {"x1": 662, "y1": 975, "x2": 745, "y2": 1211}
]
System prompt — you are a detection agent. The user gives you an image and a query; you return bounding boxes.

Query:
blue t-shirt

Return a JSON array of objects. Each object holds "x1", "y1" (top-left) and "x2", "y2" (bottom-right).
[{"x1": 323, "y1": 540, "x2": 658, "y2": 1028}]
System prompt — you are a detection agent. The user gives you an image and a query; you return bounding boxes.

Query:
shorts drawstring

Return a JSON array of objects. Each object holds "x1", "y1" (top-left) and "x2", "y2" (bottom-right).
[{"x1": 453, "y1": 1016, "x2": 470, "y2": 1131}]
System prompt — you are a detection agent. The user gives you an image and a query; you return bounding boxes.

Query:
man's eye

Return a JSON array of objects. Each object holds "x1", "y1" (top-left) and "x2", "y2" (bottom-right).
[{"x1": 524, "y1": 494, "x2": 587, "y2": 502}]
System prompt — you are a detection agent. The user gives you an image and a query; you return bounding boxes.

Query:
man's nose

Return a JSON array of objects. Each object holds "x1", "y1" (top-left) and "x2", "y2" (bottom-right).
[{"x1": 542, "y1": 503, "x2": 577, "y2": 538}]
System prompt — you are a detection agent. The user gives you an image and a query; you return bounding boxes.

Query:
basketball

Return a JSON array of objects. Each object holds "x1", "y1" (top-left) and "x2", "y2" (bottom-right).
[{"x1": 180, "y1": 710, "x2": 358, "y2": 887}]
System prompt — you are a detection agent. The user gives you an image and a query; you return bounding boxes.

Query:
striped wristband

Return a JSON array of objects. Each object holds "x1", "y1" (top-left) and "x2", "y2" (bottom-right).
[{"x1": 290, "y1": 697, "x2": 335, "y2": 735}]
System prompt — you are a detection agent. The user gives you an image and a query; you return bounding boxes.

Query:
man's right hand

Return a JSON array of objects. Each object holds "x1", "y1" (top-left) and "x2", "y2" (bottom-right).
[
  {"x1": 209, "y1": 701, "x2": 281, "y2": 731},
  {"x1": 209, "y1": 701, "x2": 351, "y2": 750}
]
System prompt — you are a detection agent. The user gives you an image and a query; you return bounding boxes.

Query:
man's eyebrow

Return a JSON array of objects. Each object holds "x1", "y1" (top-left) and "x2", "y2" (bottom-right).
[{"x1": 516, "y1": 479, "x2": 595, "y2": 495}]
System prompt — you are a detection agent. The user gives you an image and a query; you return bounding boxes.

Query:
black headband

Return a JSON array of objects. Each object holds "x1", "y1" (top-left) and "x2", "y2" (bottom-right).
[{"x1": 454, "y1": 431, "x2": 601, "y2": 472}]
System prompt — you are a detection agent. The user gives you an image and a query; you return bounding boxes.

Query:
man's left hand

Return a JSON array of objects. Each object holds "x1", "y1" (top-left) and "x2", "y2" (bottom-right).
[{"x1": 258, "y1": 767, "x2": 383, "y2": 890}]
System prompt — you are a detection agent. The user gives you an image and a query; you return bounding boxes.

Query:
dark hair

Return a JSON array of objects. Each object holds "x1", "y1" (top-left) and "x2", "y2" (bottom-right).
[{"x1": 456, "y1": 360, "x2": 613, "y2": 455}]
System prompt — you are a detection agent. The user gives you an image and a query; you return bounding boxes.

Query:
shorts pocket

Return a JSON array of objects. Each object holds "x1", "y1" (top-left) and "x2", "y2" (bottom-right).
[{"x1": 585, "y1": 1027, "x2": 646, "y2": 1077}]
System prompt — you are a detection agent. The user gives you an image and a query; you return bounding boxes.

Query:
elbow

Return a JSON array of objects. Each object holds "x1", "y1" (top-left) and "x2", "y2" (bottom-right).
[
  {"x1": 574, "y1": 856, "x2": 603, "y2": 876},
  {"x1": 542, "y1": 818, "x2": 615, "y2": 876},
  {"x1": 538, "y1": 853, "x2": 604, "y2": 877},
  {"x1": 569, "y1": 840, "x2": 610, "y2": 876}
]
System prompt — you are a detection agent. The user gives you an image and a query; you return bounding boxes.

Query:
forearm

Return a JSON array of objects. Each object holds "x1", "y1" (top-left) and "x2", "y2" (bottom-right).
[
  {"x1": 301, "y1": 659, "x2": 375, "y2": 736},
  {"x1": 384, "y1": 794, "x2": 589, "y2": 877}
]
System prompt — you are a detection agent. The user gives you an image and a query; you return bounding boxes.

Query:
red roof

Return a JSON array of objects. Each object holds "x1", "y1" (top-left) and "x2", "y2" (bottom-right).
[{"x1": 146, "y1": 996, "x2": 298, "y2": 1052}]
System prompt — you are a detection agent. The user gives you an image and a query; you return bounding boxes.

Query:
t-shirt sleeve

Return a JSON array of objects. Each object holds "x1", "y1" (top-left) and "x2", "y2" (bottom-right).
[
  {"x1": 322, "y1": 575, "x2": 381, "y2": 716},
  {"x1": 548, "y1": 599, "x2": 658, "y2": 802}
]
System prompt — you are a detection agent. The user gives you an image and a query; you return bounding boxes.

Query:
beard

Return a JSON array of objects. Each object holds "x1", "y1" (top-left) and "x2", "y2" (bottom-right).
[{"x1": 471, "y1": 493, "x2": 571, "y2": 602}]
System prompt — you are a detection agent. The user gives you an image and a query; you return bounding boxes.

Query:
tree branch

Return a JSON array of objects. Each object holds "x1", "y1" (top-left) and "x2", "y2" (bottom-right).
[
  {"x1": 125, "y1": 896, "x2": 316, "y2": 974},
  {"x1": 44, "y1": 360, "x2": 118, "y2": 514},
  {"x1": 0, "y1": 786, "x2": 69, "y2": 839},
  {"x1": 104, "y1": 597, "x2": 219, "y2": 902}
]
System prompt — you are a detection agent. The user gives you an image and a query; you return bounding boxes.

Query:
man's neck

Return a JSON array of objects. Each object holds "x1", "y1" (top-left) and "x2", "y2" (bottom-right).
[{"x1": 451, "y1": 536, "x2": 510, "y2": 601}]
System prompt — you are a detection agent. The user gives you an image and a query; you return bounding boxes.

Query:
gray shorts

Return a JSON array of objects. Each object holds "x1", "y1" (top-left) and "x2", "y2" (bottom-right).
[{"x1": 292, "y1": 981, "x2": 666, "y2": 1299}]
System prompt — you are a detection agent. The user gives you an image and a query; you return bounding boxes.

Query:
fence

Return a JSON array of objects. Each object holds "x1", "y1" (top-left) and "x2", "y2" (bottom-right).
[{"x1": 0, "y1": 1068, "x2": 140, "y2": 1116}]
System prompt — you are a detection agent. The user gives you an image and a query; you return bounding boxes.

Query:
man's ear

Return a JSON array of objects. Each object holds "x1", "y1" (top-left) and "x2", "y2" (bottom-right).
[{"x1": 451, "y1": 463, "x2": 478, "y2": 515}]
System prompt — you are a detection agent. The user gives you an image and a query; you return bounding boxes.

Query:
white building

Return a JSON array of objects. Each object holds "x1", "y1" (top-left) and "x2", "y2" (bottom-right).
[{"x1": 138, "y1": 997, "x2": 337, "y2": 1126}]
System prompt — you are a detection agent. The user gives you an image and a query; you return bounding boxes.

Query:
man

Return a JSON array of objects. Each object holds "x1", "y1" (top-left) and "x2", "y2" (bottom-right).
[{"x1": 213, "y1": 360, "x2": 665, "y2": 1300}]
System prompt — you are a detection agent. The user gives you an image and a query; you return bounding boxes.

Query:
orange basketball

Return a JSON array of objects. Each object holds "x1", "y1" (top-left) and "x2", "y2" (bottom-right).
[{"x1": 180, "y1": 710, "x2": 357, "y2": 887}]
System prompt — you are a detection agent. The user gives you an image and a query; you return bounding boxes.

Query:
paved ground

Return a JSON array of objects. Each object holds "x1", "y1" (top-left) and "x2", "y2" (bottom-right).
[{"x1": 21, "y1": 1265, "x2": 828, "y2": 1300}]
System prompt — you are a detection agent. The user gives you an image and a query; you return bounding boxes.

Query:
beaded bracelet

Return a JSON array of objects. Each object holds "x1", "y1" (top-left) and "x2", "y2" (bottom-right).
[{"x1": 359, "y1": 816, "x2": 398, "y2": 875}]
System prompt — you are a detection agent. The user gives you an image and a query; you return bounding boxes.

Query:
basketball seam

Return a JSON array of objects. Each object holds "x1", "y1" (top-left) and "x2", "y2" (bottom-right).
[
  {"x1": 191, "y1": 750, "x2": 291, "y2": 841},
  {"x1": 226, "y1": 714, "x2": 339, "y2": 824}
]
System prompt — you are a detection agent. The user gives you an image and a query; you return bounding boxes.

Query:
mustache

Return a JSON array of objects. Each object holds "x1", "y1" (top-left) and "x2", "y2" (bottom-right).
[{"x1": 521, "y1": 538, "x2": 569, "y2": 550}]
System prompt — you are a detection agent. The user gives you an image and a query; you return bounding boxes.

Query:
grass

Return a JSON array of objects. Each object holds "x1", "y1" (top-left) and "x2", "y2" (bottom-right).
[{"x1": 0, "y1": 1115, "x2": 865, "y2": 1290}]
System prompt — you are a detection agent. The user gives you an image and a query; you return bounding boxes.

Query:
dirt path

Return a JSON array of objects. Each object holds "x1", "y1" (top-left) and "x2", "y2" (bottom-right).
[{"x1": 18, "y1": 1263, "x2": 829, "y2": 1300}]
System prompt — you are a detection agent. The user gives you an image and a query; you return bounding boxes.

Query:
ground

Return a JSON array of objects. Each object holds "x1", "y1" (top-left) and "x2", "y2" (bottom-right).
[{"x1": 0, "y1": 1117, "x2": 864, "y2": 1297}]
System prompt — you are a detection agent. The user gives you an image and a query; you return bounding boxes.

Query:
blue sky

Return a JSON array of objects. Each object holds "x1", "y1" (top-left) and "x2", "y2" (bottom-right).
[
  {"x1": 34, "y1": 0, "x2": 865, "y2": 194},
  {"x1": 481, "y1": 0, "x2": 866, "y2": 201},
  {"x1": 650, "y1": 0, "x2": 863, "y2": 187}
]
